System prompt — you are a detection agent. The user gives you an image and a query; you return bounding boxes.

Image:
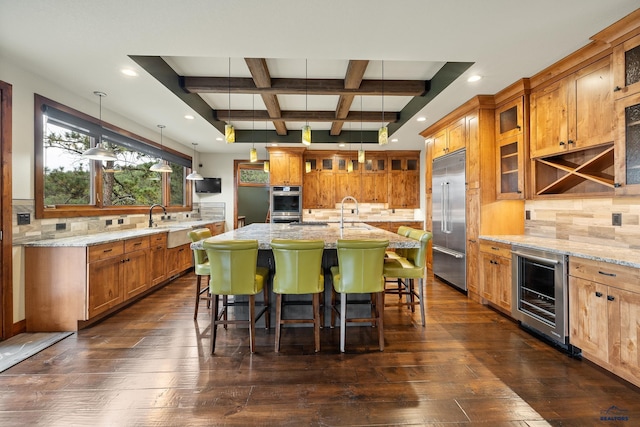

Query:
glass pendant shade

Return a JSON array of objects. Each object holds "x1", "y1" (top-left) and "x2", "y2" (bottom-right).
[
  {"x1": 347, "y1": 160, "x2": 353, "y2": 173},
  {"x1": 150, "y1": 161, "x2": 172, "y2": 173},
  {"x1": 263, "y1": 160, "x2": 270, "y2": 172},
  {"x1": 301, "y1": 125, "x2": 311, "y2": 146},
  {"x1": 305, "y1": 161, "x2": 312, "y2": 173},
  {"x1": 249, "y1": 147, "x2": 258, "y2": 162},
  {"x1": 82, "y1": 91, "x2": 117, "y2": 161},
  {"x1": 83, "y1": 144, "x2": 117, "y2": 161},
  {"x1": 186, "y1": 170, "x2": 204, "y2": 180},
  {"x1": 358, "y1": 150, "x2": 365, "y2": 164},
  {"x1": 225, "y1": 124, "x2": 235, "y2": 143},
  {"x1": 186, "y1": 142, "x2": 204, "y2": 180},
  {"x1": 378, "y1": 126, "x2": 389, "y2": 145}
]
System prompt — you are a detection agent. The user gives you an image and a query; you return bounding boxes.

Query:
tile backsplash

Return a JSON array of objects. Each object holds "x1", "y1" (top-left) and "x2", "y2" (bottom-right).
[
  {"x1": 525, "y1": 197, "x2": 640, "y2": 249},
  {"x1": 11, "y1": 200, "x2": 225, "y2": 245}
]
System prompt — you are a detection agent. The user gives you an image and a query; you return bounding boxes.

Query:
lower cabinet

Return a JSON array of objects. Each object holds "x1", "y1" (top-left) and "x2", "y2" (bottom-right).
[
  {"x1": 25, "y1": 231, "x2": 194, "y2": 332},
  {"x1": 478, "y1": 241, "x2": 512, "y2": 313},
  {"x1": 569, "y1": 256, "x2": 640, "y2": 387}
]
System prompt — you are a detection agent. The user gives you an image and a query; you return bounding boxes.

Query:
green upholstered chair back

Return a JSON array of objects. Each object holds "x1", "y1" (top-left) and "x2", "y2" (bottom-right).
[
  {"x1": 334, "y1": 239, "x2": 389, "y2": 294},
  {"x1": 188, "y1": 228, "x2": 212, "y2": 266},
  {"x1": 405, "y1": 230, "x2": 433, "y2": 269},
  {"x1": 271, "y1": 239, "x2": 325, "y2": 294},
  {"x1": 397, "y1": 226, "x2": 413, "y2": 237},
  {"x1": 202, "y1": 239, "x2": 263, "y2": 295}
]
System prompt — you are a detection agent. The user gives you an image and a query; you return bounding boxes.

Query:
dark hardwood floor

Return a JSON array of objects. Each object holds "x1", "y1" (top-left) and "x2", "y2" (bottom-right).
[{"x1": 1, "y1": 272, "x2": 639, "y2": 426}]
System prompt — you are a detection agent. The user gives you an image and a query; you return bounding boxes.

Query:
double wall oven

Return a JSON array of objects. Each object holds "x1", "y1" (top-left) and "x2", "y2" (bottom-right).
[
  {"x1": 511, "y1": 245, "x2": 571, "y2": 350},
  {"x1": 270, "y1": 186, "x2": 302, "y2": 223}
]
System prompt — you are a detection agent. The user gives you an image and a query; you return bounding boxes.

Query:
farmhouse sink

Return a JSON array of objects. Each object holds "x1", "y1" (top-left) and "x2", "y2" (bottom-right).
[{"x1": 161, "y1": 225, "x2": 193, "y2": 248}]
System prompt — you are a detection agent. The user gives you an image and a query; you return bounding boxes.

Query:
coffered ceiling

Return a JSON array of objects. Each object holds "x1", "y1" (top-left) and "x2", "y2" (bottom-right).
[{"x1": 1, "y1": 1, "x2": 638, "y2": 155}]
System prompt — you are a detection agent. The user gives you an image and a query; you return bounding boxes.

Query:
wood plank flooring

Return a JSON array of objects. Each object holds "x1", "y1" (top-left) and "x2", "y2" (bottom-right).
[{"x1": 1, "y1": 272, "x2": 639, "y2": 426}]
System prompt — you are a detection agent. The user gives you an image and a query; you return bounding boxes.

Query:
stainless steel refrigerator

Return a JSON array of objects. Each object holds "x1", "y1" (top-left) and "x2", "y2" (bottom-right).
[{"x1": 431, "y1": 150, "x2": 466, "y2": 292}]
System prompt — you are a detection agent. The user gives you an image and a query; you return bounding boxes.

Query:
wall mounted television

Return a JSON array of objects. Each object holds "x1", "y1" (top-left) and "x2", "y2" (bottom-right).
[{"x1": 194, "y1": 177, "x2": 222, "y2": 194}]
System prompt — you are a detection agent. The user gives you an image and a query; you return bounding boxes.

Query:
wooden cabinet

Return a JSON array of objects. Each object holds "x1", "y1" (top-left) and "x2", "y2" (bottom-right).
[
  {"x1": 466, "y1": 189, "x2": 480, "y2": 296},
  {"x1": 166, "y1": 243, "x2": 192, "y2": 278},
  {"x1": 122, "y1": 236, "x2": 150, "y2": 299},
  {"x1": 569, "y1": 257, "x2": 640, "y2": 388},
  {"x1": 303, "y1": 152, "x2": 335, "y2": 208},
  {"x1": 333, "y1": 153, "x2": 360, "y2": 203},
  {"x1": 149, "y1": 233, "x2": 166, "y2": 286},
  {"x1": 479, "y1": 241, "x2": 512, "y2": 313},
  {"x1": 530, "y1": 57, "x2": 614, "y2": 159},
  {"x1": 495, "y1": 97, "x2": 526, "y2": 198},
  {"x1": 388, "y1": 152, "x2": 420, "y2": 208},
  {"x1": 432, "y1": 118, "x2": 466, "y2": 159},
  {"x1": 206, "y1": 221, "x2": 225, "y2": 236},
  {"x1": 613, "y1": 33, "x2": 640, "y2": 99},
  {"x1": 267, "y1": 147, "x2": 304, "y2": 185},
  {"x1": 361, "y1": 153, "x2": 387, "y2": 203},
  {"x1": 614, "y1": 91, "x2": 640, "y2": 195}
]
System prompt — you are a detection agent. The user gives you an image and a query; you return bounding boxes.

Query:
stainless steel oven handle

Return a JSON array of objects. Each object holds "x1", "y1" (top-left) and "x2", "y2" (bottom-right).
[{"x1": 511, "y1": 251, "x2": 560, "y2": 265}]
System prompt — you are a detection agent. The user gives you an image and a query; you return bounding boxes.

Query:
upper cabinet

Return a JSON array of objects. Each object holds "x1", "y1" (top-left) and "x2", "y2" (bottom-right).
[
  {"x1": 267, "y1": 147, "x2": 304, "y2": 186},
  {"x1": 432, "y1": 118, "x2": 466, "y2": 159},
  {"x1": 530, "y1": 57, "x2": 614, "y2": 159},
  {"x1": 613, "y1": 33, "x2": 640, "y2": 99},
  {"x1": 494, "y1": 91, "x2": 528, "y2": 199},
  {"x1": 388, "y1": 152, "x2": 420, "y2": 208}
]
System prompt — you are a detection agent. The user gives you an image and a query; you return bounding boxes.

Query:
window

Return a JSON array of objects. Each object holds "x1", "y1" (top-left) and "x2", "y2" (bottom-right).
[
  {"x1": 35, "y1": 94, "x2": 192, "y2": 218},
  {"x1": 238, "y1": 162, "x2": 269, "y2": 186}
]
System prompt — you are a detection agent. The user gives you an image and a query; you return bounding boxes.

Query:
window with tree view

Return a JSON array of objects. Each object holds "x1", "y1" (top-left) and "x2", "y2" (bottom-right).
[{"x1": 36, "y1": 95, "x2": 192, "y2": 218}]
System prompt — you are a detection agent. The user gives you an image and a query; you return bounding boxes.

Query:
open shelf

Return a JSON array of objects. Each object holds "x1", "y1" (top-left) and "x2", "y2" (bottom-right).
[{"x1": 534, "y1": 144, "x2": 615, "y2": 196}]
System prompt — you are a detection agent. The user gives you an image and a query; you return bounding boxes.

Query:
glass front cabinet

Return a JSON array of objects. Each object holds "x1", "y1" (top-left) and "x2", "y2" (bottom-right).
[{"x1": 495, "y1": 97, "x2": 525, "y2": 199}]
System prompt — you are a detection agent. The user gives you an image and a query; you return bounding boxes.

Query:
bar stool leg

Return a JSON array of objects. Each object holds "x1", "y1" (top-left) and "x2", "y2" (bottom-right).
[
  {"x1": 249, "y1": 294, "x2": 256, "y2": 353},
  {"x1": 211, "y1": 294, "x2": 219, "y2": 354},
  {"x1": 376, "y1": 292, "x2": 384, "y2": 351},
  {"x1": 275, "y1": 294, "x2": 283, "y2": 352},
  {"x1": 340, "y1": 293, "x2": 347, "y2": 353},
  {"x1": 313, "y1": 293, "x2": 320, "y2": 352},
  {"x1": 418, "y1": 277, "x2": 425, "y2": 327}
]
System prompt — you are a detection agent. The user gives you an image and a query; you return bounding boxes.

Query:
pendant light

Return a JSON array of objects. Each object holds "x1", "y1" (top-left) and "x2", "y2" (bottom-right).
[
  {"x1": 249, "y1": 94, "x2": 258, "y2": 162},
  {"x1": 225, "y1": 58, "x2": 235, "y2": 143},
  {"x1": 358, "y1": 96, "x2": 365, "y2": 163},
  {"x1": 301, "y1": 59, "x2": 311, "y2": 146},
  {"x1": 82, "y1": 91, "x2": 117, "y2": 161},
  {"x1": 263, "y1": 120, "x2": 270, "y2": 172},
  {"x1": 378, "y1": 61, "x2": 389, "y2": 145},
  {"x1": 186, "y1": 143, "x2": 204, "y2": 180},
  {"x1": 150, "y1": 125, "x2": 172, "y2": 173}
]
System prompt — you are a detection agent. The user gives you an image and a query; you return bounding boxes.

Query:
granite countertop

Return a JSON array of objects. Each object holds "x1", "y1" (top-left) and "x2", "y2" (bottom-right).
[
  {"x1": 480, "y1": 234, "x2": 640, "y2": 269},
  {"x1": 191, "y1": 222, "x2": 418, "y2": 250},
  {"x1": 23, "y1": 218, "x2": 224, "y2": 247}
]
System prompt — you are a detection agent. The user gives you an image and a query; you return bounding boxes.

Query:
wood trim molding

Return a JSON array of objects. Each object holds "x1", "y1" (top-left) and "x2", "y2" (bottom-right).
[
  {"x1": 419, "y1": 95, "x2": 495, "y2": 138},
  {"x1": 0, "y1": 80, "x2": 13, "y2": 340}
]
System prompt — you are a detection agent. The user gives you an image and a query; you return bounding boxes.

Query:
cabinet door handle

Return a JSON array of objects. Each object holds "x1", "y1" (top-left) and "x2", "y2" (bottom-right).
[
  {"x1": 595, "y1": 291, "x2": 603, "y2": 297},
  {"x1": 598, "y1": 270, "x2": 616, "y2": 277},
  {"x1": 607, "y1": 295, "x2": 615, "y2": 301},
  {"x1": 559, "y1": 141, "x2": 565, "y2": 146},
  {"x1": 567, "y1": 140, "x2": 575, "y2": 145},
  {"x1": 468, "y1": 239, "x2": 477, "y2": 243},
  {"x1": 613, "y1": 86, "x2": 621, "y2": 92}
]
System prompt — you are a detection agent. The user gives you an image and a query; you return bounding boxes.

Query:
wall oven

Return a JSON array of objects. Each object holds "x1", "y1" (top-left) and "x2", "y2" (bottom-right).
[
  {"x1": 511, "y1": 245, "x2": 570, "y2": 349},
  {"x1": 270, "y1": 186, "x2": 302, "y2": 223}
]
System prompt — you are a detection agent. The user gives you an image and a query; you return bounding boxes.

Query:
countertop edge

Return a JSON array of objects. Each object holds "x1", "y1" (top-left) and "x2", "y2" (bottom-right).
[{"x1": 480, "y1": 235, "x2": 640, "y2": 269}]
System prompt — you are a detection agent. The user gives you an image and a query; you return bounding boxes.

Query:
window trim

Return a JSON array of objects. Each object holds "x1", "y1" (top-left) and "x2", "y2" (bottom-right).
[{"x1": 34, "y1": 94, "x2": 193, "y2": 219}]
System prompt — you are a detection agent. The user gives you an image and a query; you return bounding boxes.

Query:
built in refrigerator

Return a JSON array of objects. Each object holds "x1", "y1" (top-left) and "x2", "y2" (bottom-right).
[{"x1": 431, "y1": 150, "x2": 466, "y2": 292}]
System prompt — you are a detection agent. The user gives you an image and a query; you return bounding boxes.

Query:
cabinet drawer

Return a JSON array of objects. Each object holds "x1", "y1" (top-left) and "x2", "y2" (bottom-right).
[
  {"x1": 480, "y1": 242, "x2": 512, "y2": 258},
  {"x1": 210, "y1": 222, "x2": 224, "y2": 235},
  {"x1": 89, "y1": 241, "x2": 124, "y2": 262},
  {"x1": 569, "y1": 256, "x2": 640, "y2": 290},
  {"x1": 150, "y1": 233, "x2": 167, "y2": 246},
  {"x1": 125, "y1": 236, "x2": 149, "y2": 252}
]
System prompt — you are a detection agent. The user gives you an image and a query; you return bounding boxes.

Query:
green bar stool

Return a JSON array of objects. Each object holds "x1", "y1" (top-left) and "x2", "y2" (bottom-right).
[
  {"x1": 331, "y1": 239, "x2": 389, "y2": 353},
  {"x1": 203, "y1": 239, "x2": 270, "y2": 354},
  {"x1": 270, "y1": 239, "x2": 325, "y2": 353},
  {"x1": 385, "y1": 225, "x2": 413, "y2": 260},
  {"x1": 383, "y1": 230, "x2": 433, "y2": 326},
  {"x1": 188, "y1": 228, "x2": 212, "y2": 320}
]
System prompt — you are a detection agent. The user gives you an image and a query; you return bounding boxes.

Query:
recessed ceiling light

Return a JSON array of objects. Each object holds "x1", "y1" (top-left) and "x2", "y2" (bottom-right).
[
  {"x1": 391, "y1": 138, "x2": 398, "y2": 143},
  {"x1": 184, "y1": 115, "x2": 195, "y2": 120},
  {"x1": 417, "y1": 117, "x2": 426, "y2": 122},
  {"x1": 216, "y1": 137, "x2": 223, "y2": 141},
  {"x1": 271, "y1": 143, "x2": 278, "y2": 147},
  {"x1": 121, "y1": 69, "x2": 138, "y2": 77},
  {"x1": 467, "y1": 75, "x2": 482, "y2": 82},
  {"x1": 338, "y1": 143, "x2": 345, "y2": 147}
]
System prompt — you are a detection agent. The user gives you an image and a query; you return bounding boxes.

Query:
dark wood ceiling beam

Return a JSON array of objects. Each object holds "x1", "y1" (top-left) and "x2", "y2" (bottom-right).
[
  {"x1": 216, "y1": 110, "x2": 398, "y2": 122},
  {"x1": 244, "y1": 58, "x2": 288, "y2": 135},
  {"x1": 182, "y1": 77, "x2": 427, "y2": 96},
  {"x1": 332, "y1": 61, "x2": 369, "y2": 135}
]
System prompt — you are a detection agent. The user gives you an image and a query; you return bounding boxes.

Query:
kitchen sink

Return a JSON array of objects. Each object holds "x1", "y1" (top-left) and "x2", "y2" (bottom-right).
[{"x1": 162, "y1": 225, "x2": 193, "y2": 248}]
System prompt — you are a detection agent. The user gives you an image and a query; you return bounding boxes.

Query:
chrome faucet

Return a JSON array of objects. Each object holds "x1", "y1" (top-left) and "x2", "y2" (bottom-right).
[
  {"x1": 340, "y1": 196, "x2": 359, "y2": 229},
  {"x1": 148, "y1": 204, "x2": 166, "y2": 228}
]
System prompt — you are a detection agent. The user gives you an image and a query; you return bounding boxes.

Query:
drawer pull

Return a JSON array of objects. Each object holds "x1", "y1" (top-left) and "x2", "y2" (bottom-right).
[
  {"x1": 133, "y1": 242, "x2": 142, "y2": 246},
  {"x1": 103, "y1": 248, "x2": 113, "y2": 253},
  {"x1": 595, "y1": 291, "x2": 603, "y2": 297},
  {"x1": 607, "y1": 295, "x2": 615, "y2": 301},
  {"x1": 598, "y1": 270, "x2": 616, "y2": 277},
  {"x1": 491, "y1": 246, "x2": 500, "y2": 251}
]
